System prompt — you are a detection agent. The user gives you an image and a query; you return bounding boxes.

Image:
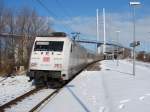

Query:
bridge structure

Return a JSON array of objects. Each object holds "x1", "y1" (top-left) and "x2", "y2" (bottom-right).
[
  {"x1": 76, "y1": 39, "x2": 125, "y2": 51},
  {"x1": 76, "y1": 40, "x2": 123, "y2": 47},
  {"x1": 71, "y1": 32, "x2": 125, "y2": 54},
  {"x1": 76, "y1": 39, "x2": 131, "y2": 59}
]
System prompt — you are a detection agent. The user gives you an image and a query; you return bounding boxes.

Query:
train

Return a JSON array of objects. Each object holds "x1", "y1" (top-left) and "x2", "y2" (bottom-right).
[{"x1": 27, "y1": 32, "x2": 103, "y2": 87}]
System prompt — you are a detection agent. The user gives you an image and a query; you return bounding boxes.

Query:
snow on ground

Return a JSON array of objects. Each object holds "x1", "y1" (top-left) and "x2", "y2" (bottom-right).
[
  {"x1": 39, "y1": 60, "x2": 150, "y2": 112},
  {"x1": 0, "y1": 77, "x2": 7, "y2": 82},
  {"x1": 127, "y1": 59, "x2": 150, "y2": 69},
  {"x1": 5, "y1": 88, "x2": 54, "y2": 112},
  {"x1": 0, "y1": 75, "x2": 35, "y2": 106}
]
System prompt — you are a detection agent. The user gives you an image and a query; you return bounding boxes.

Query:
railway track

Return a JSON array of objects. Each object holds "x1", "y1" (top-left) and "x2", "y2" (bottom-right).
[
  {"x1": 0, "y1": 75, "x2": 16, "y2": 83},
  {"x1": 0, "y1": 87, "x2": 44, "y2": 112},
  {"x1": 0, "y1": 61, "x2": 102, "y2": 112},
  {"x1": 28, "y1": 61, "x2": 103, "y2": 112},
  {"x1": 0, "y1": 77, "x2": 7, "y2": 83},
  {"x1": 28, "y1": 88, "x2": 60, "y2": 112},
  {"x1": 86, "y1": 61, "x2": 101, "y2": 71},
  {"x1": 0, "y1": 75, "x2": 10, "y2": 83},
  {"x1": 0, "y1": 70, "x2": 83, "y2": 111},
  {"x1": 0, "y1": 81, "x2": 66, "y2": 112},
  {"x1": 28, "y1": 61, "x2": 102, "y2": 112},
  {"x1": 0, "y1": 72, "x2": 74, "y2": 112},
  {"x1": 0, "y1": 87, "x2": 62, "y2": 112}
]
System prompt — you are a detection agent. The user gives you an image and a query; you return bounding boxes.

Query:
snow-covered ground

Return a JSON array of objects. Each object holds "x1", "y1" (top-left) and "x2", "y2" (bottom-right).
[
  {"x1": 0, "y1": 74, "x2": 56, "y2": 112},
  {"x1": 39, "y1": 60, "x2": 150, "y2": 112},
  {"x1": 0, "y1": 75, "x2": 35, "y2": 106},
  {"x1": 0, "y1": 77, "x2": 7, "y2": 82},
  {"x1": 5, "y1": 88, "x2": 54, "y2": 112},
  {"x1": 128, "y1": 59, "x2": 150, "y2": 68}
]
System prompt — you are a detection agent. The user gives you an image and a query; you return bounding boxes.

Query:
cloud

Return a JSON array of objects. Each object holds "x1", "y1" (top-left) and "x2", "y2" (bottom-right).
[
  {"x1": 53, "y1": 12, "x2": 150, "y2": 51},
  {"x1": 54, "y1": 16, "x2": 97, "y2": 38}
]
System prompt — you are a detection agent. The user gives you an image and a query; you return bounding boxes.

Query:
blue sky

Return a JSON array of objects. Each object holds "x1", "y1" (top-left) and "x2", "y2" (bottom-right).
[
  {"x1": 4, "y1": 0, "x2": 150, "y2": 16},
  {"x1": 3, "y1": 0, "x2": 150, "y2": 52},
  {"x1": 4, "y1": 0, "x2": 150, "y2": 17}
]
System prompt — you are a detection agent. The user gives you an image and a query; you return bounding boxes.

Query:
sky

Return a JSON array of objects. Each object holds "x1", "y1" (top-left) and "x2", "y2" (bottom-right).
[{"x1": 3, "y1": 0, "x2": 150, "y2": 52}]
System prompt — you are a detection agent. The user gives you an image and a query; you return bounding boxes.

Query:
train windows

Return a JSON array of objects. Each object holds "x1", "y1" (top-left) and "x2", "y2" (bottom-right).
[
  {"x1": 36, "y1": 41, "x2": 49, "y2": 45},
  {"x1": 34, "y1": 41, "x2": 49, "y2": 51},
  {"x1": 49, "y1": 41, "x2": 64, "y2": 52},
  {"x1": 34, "y1": 41, "x2": 64, "y2": 52}
]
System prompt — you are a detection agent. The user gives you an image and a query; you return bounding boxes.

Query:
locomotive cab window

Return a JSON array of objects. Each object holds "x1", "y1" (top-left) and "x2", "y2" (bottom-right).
[
  {"x1": 34, "y1": 41, "x2": 64, "y2": 52},
  {"x1": 49, "y1": 41, "x2": 64, "y2": 52},
  {"x1": 34, "y1": 41, "x2": 49, "y2": 51}
]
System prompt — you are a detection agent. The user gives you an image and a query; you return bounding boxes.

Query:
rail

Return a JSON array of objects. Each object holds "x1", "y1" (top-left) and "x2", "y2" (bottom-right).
[
  {"x1": 0, "y1": 87, "x2": 43, "y2": 112},
  {"x1": 0, "y1": 57, "x2": 104, "y2": 112},
  {"x1": 28, "y1": 58, "x2": 104, "y2": 111}
]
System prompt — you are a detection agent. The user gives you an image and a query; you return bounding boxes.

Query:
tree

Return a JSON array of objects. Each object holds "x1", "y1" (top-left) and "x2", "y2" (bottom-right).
[
  {"x1": 0, "y1": 5, "x2": 54, "y2": 74},
  {"x1": 0, "y1": 0, "x2": 5, "y2": 33}
]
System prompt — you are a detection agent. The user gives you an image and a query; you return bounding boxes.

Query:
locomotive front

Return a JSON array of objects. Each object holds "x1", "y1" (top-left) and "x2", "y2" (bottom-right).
[{"x1": 27, "y1": 33, "x2": 70, "y2": 85}]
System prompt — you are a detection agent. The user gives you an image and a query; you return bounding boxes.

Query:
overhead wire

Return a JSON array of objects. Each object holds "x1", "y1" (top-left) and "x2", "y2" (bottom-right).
[
  {"x1": 35, "y1": 0, "x2": 74, "y2": 34},
  {"x1": 54, "y1": 0, "x2": 78, "y2": 35},
  {"x1": 54, "y1": 0, "x2": 97, "y2": 41},
  {"x1": 35, "y1": 0, "x2": 92, "y2": 42},
  {"x1": 55, "y1": 0, "x2": 90, "y2": 39},
  {"x1": 35, "y1": 0, "x2": 58, "y2": 18},
  {"x1": 55, "y1": 0, "x2": 72, "y2": 19}
]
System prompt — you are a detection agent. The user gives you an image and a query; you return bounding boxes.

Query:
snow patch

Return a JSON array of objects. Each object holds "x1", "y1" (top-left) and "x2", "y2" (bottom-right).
[
  {"x1": 139, "y1": 96, "x2": 145, "y2": 100},
  {"x1": 145, "y1": 93, "x2": 150, "y2": 96},
  {"x1": 99, "y1": 106, "x2": 106, "y2": 112},
  {"x1": 118, "y1": 104, "x2": 125, "y2": 109},
  {"x1": 120, "y1": 99, "x2": 131, "y2": 103},
  {"x1": 0, "y1": 75, "x2": 34, "y2": 106}
]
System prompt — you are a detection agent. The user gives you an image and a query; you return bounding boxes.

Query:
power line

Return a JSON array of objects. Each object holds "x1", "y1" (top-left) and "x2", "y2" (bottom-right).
[
  {"x1": 36, "y1": 0, "x2": 58, "y2": 18},
  {"x1": 55, "y1": 0, "x2": 75, "y2": 32},
  {"x1": 35, "y1": 0, "x2": 74, "y2": 33},
  {"x1": 55, "y1": 0, "x2": 72, "y2": 19}
]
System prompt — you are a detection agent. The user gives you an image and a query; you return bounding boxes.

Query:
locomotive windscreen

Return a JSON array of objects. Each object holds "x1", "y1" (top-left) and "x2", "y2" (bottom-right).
[{"x1": 34, "y1": 41, "x2": 64, "y2": 52}]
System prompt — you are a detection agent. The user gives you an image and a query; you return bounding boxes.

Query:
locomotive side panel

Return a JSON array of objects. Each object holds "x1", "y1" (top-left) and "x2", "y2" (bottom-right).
[
  {"x1": 67, "y1": 42, "x2": 88, "y2": 79},
  {"x1": 59, "y1": 38, "x2": 71, "y2": 80}
]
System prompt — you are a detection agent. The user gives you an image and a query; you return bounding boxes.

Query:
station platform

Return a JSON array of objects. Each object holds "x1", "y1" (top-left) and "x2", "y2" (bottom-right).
[{"x1": 39, "y1": 60, "x2": 150, "y2": 112}]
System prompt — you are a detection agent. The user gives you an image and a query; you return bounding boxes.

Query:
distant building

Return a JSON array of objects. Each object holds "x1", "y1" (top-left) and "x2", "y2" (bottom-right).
[{"x1": 98, "y1": 43, "x2": 131, "y2": 59}]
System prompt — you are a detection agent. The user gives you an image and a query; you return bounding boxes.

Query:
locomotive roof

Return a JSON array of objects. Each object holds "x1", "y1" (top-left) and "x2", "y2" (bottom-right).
[{"x1": 37, "y1": 32, "x2": 67, "y2": 37}]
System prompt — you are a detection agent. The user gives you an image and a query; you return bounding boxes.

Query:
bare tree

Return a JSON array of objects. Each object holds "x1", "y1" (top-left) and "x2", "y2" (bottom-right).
[
  {"x1": 0, "y1": 5, "x2": 54, "y2": 74},
  {"x1": 2, "y1": 8, "x2": 17, "y2": 73},
  {"x1": 0, "y1": 1, "x2": 6, "y2": 71},
  {"x1": 16, "y1": 7, "x2": 53, "y2": 66},
  {"x1": 0, "y1": 0, "x2": 5, "y2": 32},
  {"x1": 30, "y1": 10, "x2": 53, "y2": 36}
]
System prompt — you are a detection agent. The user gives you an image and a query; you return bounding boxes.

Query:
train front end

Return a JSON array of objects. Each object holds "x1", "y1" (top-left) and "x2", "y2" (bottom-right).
[{"x1": 27, "y1": 35, "x2": 69, "y2": 85}]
